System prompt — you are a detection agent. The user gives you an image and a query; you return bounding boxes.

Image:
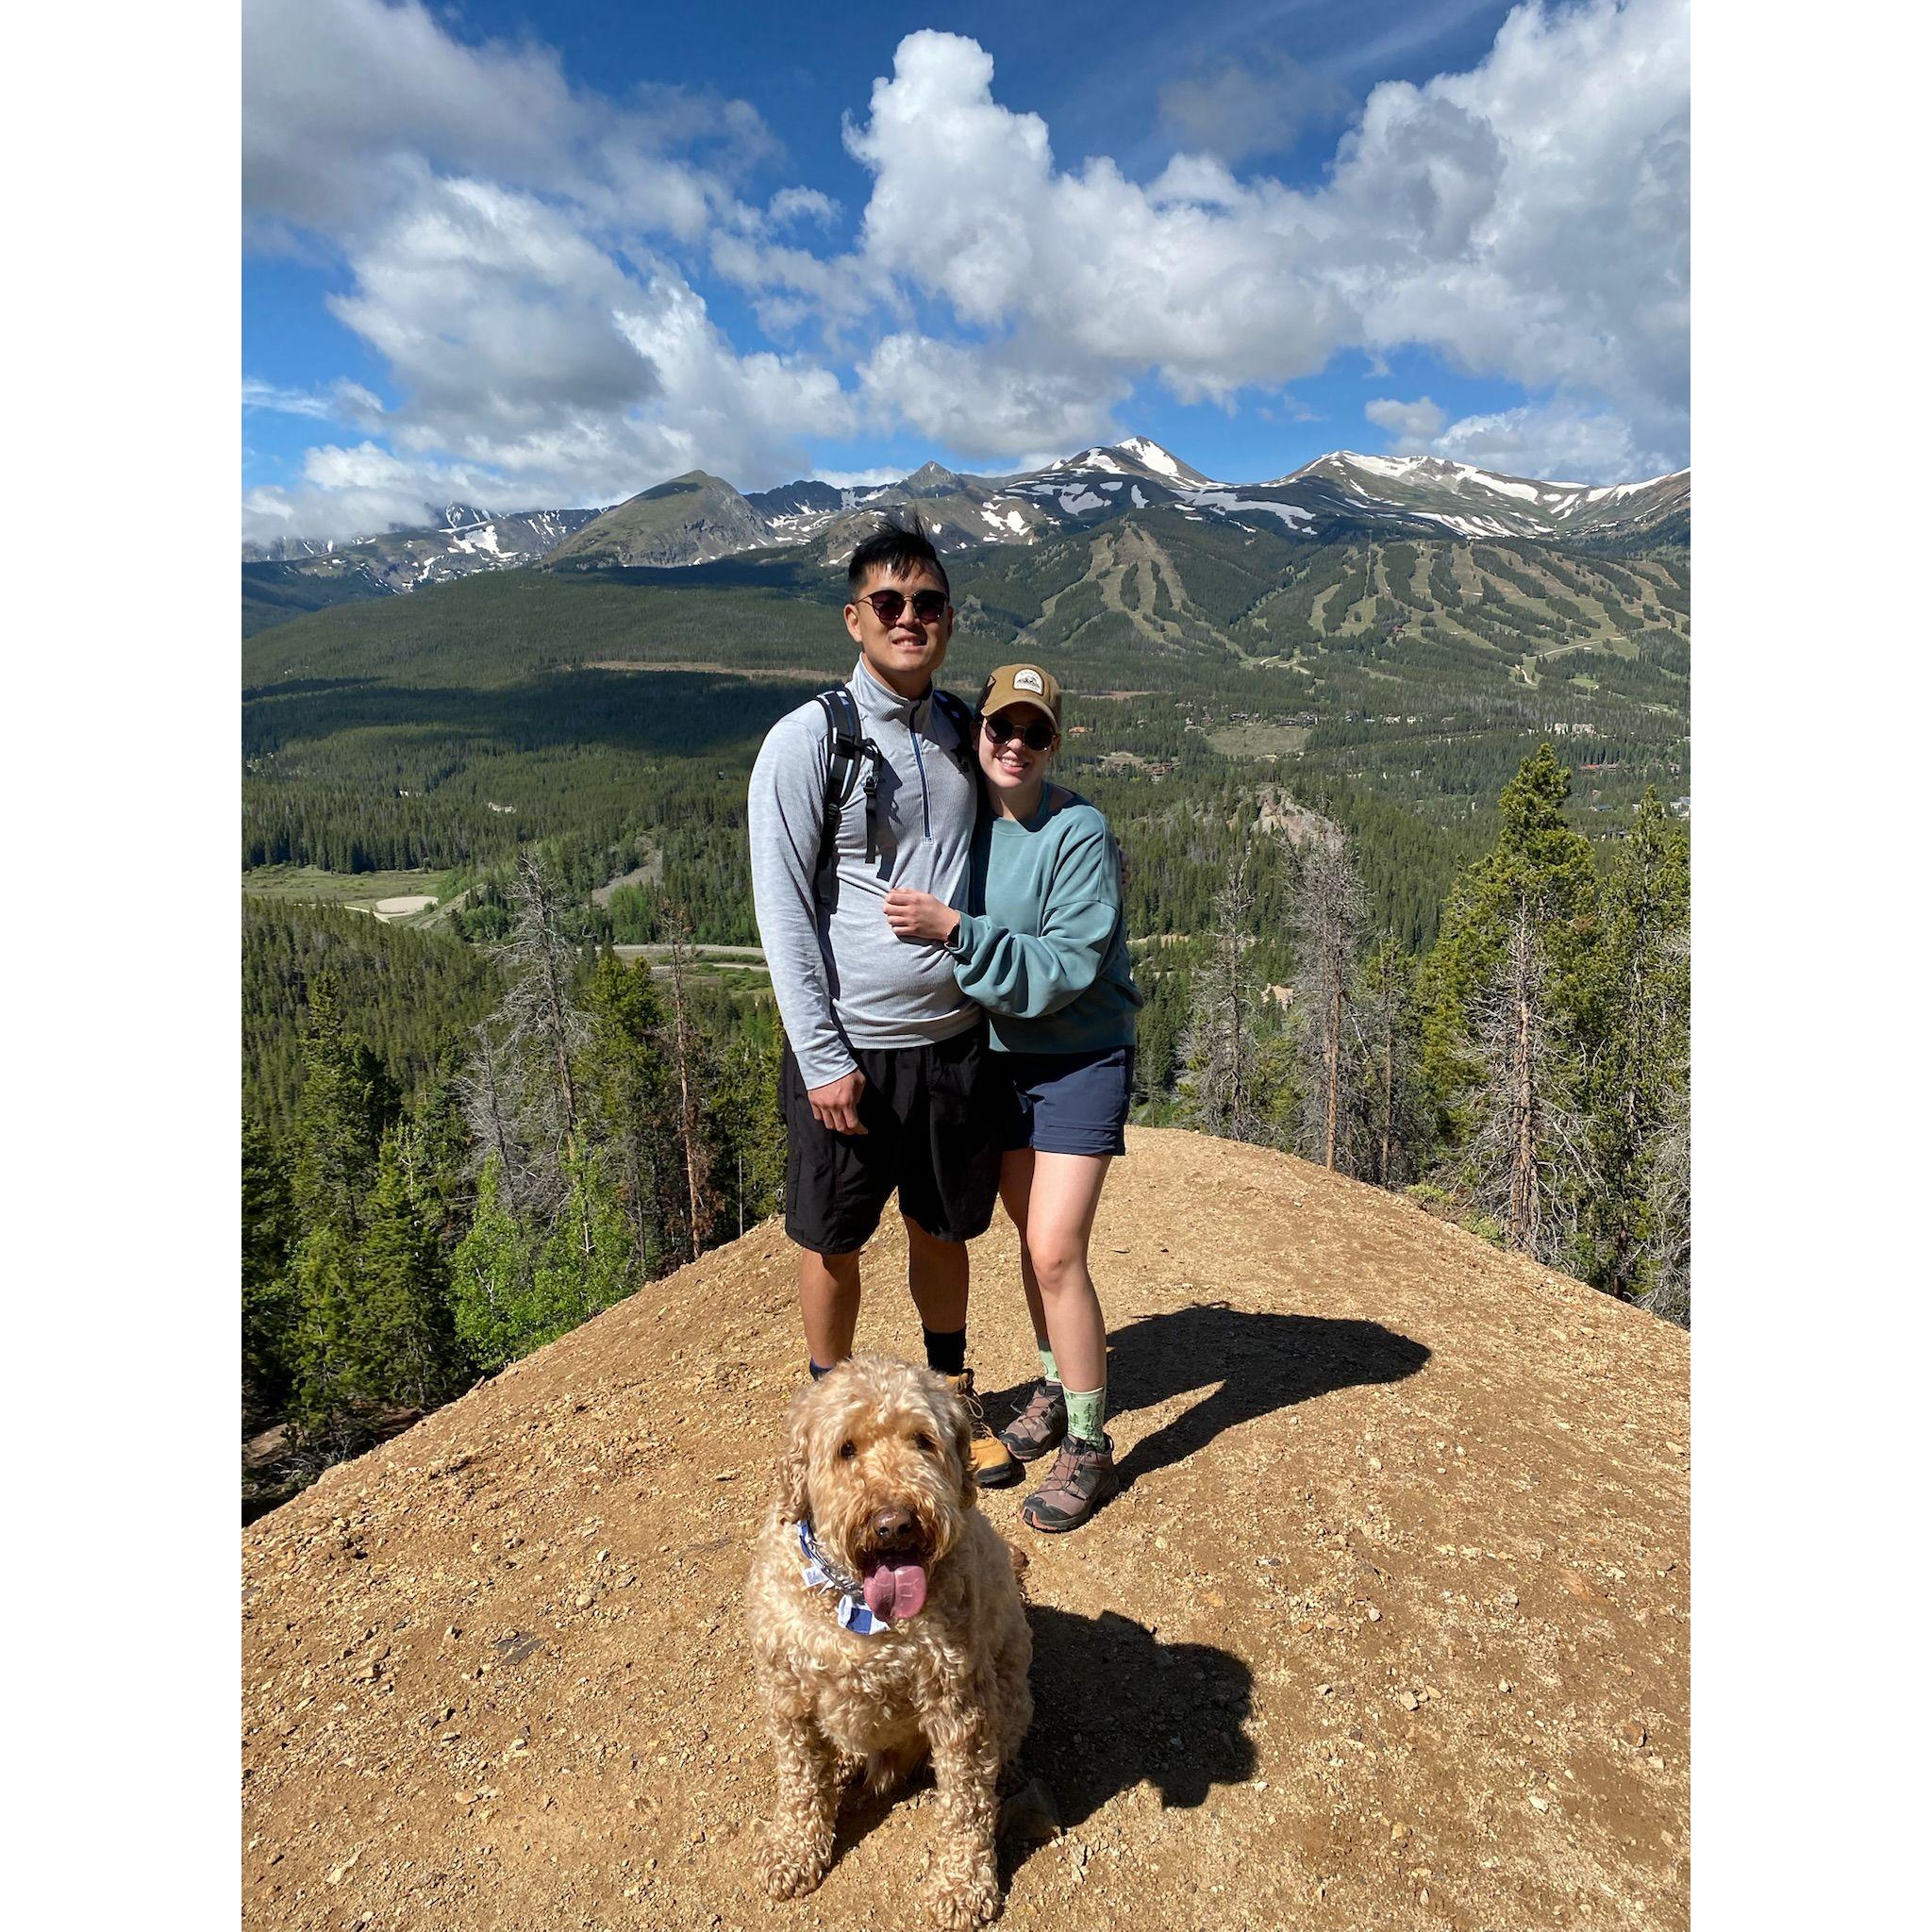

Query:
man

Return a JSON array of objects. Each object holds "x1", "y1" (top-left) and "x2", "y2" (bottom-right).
[{"x1": 748, "y1": 516, "x2": 1018, "y2": 1486}]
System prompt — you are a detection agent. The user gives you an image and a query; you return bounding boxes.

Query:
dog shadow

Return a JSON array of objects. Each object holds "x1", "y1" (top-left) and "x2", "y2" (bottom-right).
[
  {"x1": 1002, "y1": 1604, "x2": 1255, "y2": 1879},
  {"x1": 983, "y1": 1303, "x2": 1430, "y2": 1490},
  {"x1": 823, "y1": 1604, "x2": 1255, "y2": 1882}
]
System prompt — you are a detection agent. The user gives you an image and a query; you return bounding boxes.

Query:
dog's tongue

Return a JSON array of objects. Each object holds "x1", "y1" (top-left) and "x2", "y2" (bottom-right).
[{"x1": 861, "y1": 1557, "x2": 928, "y2": 1622}]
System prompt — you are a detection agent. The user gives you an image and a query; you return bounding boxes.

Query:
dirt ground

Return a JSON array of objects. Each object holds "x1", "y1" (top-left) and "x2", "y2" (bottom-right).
[{"x1": 242, "y1": 1127, "x2": 1689, "y2": 1932}]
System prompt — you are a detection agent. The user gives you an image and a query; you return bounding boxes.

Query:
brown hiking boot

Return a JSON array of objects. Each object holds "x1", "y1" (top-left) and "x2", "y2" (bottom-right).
[
  {"x1": 1021, "y1": 1434, "x2": 1119, "y2": 1533},
  {"x1": 947, "y1": 1371, "x2": 1021, "y2": 1488},
  {"x1": 997, "y1": 1380, "x2": 1068, "y2": 1462}
]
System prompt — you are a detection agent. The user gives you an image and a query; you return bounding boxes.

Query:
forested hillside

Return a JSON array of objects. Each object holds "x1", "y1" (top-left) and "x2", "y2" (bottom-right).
[{"x1": 242, "y1": 512, "x2": 1689, "y2": 1514}]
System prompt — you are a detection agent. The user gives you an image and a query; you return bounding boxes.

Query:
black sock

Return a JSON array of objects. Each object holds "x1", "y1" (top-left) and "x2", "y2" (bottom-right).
[
  {"x1": 922, "y1": 1325, "x2": 968, "y2": 1377},
  {"x1": 808, "y1": 1357, "x2": 833, "y2": 1380}
]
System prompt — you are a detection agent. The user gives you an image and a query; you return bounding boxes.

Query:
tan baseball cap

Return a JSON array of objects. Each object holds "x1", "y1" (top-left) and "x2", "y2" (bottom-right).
[{"x1": 976, "y1": 661, "x2": 1063, "y2": 728}]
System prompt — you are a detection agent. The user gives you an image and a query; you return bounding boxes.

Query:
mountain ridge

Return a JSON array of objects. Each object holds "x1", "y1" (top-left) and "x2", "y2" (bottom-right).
[{"x1": 243, "y1": 437, "x2": 1690, "y2": 619}]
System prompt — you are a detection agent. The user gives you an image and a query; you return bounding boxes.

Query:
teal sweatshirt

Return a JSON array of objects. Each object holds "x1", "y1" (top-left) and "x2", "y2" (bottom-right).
[{"x1": 947, "y1": 785, "x2": 1141, "y2": 1054}]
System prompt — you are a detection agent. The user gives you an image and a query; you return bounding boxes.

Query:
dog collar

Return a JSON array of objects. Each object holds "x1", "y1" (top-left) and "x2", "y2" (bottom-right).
[{"x1": 796, "y1": 1519, "x2": 890, "y2": 1636}]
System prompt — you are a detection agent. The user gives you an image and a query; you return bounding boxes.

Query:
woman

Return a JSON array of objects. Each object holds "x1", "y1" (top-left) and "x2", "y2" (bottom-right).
[{"x1": 883, "y1": 662, "x2": 1141, "y2": 1532}]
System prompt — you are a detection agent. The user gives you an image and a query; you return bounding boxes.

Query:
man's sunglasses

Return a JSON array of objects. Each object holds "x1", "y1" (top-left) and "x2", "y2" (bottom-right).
[
  {"x1": 981, "y1": 712, "x2": 1058, "y2": 752},
  {"x1": 858, "y1": 588, "x2": 948, "y2": 625}
]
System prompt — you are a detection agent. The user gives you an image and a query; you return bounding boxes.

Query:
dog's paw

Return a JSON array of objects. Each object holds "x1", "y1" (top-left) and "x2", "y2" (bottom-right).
[
  {"x1": 758, "y1": 1827, "x2": 830, "y2": 1900},
  {"x1": 926, "y1": 1857, "x2": 1002, "y2": 1929}
]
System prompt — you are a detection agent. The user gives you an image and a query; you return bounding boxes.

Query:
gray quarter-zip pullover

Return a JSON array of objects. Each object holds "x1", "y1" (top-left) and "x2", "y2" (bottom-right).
[{"x1": 748, "y1": 657, "x2": 981, "y2": 1089}]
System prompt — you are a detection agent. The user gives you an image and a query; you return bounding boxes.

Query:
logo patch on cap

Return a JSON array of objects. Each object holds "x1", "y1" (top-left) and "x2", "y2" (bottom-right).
[{"x1": 1012, "y1": 668, "x2": 1045, "y2": 694}]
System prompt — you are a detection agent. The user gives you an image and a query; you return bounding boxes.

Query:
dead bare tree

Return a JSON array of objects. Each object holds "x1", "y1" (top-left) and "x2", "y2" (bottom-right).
[
  {"x1": 1461, "y1": 901, "x2": 1594, "y2": 1262},
  {"x1": 1178, "y1": 856, "x2": 1266, "y2": 1143},
  {"x1": 1289, "y1": 824, "x2": 1365, "y2": 1172},
  {"x1": 463, "y1": 853, "x2": 593, "y2": 1252},
  {"x1": 458, "y1": 1016, "x2": 530, "y2": 1215},
  {"x1": 658, "y1": 904, "x2": 719, "y2": 1261},
  {"x1": 1351, "y1": 934, "x2": 1424, "y2": 1190}
]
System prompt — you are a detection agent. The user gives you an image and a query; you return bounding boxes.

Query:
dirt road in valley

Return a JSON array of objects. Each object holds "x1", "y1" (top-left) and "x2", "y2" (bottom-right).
[{"x1": 242, "y1": 1127, "x2": 1689, "y2": 1932}]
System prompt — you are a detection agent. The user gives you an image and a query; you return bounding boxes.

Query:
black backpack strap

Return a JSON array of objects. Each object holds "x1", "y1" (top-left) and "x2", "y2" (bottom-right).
[
  {"x1": 928, "y1": 687, "x2": 976, "y2": 775},
  {"x1": 815, "y1": 686, "x2": 884, "y2": 883}
]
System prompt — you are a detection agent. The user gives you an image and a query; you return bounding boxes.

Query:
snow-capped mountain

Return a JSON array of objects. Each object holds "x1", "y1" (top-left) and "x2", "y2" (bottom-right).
[
  {"x1": 243, "y1": 437, "x2": 1690, "y2": 608},
  {"x1": 242, "y1": 502, "x2": 604, "y2": 587},
  {"x1": 1281, "y1": 453, "x2": 1690, "y2": 541}
]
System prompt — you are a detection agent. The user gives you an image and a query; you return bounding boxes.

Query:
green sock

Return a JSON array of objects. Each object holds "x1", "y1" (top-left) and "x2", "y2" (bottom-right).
[
  {"x1": 1038, "y1": 1346, "x2": 1060, "y2": 1388},
  {"x1": 1065, "y1": 1384, "x2": 1107, "y2": 1445}
]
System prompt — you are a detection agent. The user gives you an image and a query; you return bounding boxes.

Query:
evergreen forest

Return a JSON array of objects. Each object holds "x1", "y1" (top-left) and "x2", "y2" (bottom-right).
[{"x1": 242, "y1": 519, "x2": 1690, "y2": 1515}]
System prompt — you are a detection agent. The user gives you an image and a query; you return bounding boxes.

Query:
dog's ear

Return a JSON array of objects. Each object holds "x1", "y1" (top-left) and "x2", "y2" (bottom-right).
[
  {"x1": 775, "y1": 1439, "x2": 810, "y2": 1523},
  {"x1": 774, "y1": 1389, "x2": 813, "y2": 1522}
]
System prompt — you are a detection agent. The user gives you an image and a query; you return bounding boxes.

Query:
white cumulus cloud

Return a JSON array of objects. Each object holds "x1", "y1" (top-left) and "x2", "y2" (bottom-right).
[
  {"x1": 244, "y1": 0, "x2": 1690, "y2": 537},
  {"x1": 811, "y1": 4, "x2": 1687, "y2": 475},
  {"x1": 1427, "y1": 397, "x2": 1674, "y2": 483},
  {"x1": 1364, "y1": 395, "x2": 1448, "y2": 447},
  {"x1": 242, "y1": 0, "x2": 858, "y2": 536}
]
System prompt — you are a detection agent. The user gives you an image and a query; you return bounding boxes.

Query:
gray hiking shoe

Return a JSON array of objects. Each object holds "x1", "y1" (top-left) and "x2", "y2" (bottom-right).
[
  {"x1": 998, "y1": 1380, "x2": 1068, "y2": 1462},
  {"x1": 1020, "y1": 1434, "x2": 1119, "y2": 1533}
]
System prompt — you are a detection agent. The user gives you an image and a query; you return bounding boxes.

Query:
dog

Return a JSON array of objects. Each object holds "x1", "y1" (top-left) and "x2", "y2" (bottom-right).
[{"x1": 746, "y1": 1356, "x2": 1033, "y2": 1929}]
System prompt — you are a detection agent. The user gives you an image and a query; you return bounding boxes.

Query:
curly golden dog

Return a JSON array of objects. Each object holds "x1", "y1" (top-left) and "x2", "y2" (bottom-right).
[{"x1": 746, "y1": 1355, "x2": 1033, "y2": 1928}]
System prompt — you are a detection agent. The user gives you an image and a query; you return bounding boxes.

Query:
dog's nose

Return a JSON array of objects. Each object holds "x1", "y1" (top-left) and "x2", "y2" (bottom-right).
[{"x1": 871, "y1": 1506, "x2": 918, "y2": 1550}]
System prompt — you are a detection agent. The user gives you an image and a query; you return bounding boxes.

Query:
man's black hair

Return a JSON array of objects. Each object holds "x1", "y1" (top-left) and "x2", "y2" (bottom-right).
[{"x1": 846, "y1": 512, "x2": 950, "y2": 599}]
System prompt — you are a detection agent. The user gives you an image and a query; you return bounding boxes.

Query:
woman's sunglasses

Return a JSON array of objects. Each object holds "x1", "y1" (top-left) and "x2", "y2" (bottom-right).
[
  {"x1": 981, "y1": 712, "x2": 1058, "y2": 752},
  {"x1": 858, "y1": 588, "x2": 948, "y2": 625}
]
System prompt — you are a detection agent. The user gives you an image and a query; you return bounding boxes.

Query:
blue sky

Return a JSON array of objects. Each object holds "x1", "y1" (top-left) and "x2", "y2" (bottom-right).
[{"x1": 242, "y1": 0, "x2": 1689, "y2": 539}]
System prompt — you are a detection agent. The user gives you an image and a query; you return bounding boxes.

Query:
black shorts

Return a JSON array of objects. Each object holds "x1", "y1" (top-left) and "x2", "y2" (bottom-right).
[
  {"x1": 1001, "y1": 1043, "x2": 1136, "y2": 1158},
  {"x1": 780, "y1": 1024, "x2": 1006, "y2": 1255}
]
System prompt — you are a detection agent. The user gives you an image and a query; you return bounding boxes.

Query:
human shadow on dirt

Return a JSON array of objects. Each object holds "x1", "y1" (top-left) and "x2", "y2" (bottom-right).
[
  {"x1": 982, "y1": 1304, "x2": 1429, "y2": 1491},
  {"x1": 824, "y1": 1603, "x2": 1254, "y2": 1884}
]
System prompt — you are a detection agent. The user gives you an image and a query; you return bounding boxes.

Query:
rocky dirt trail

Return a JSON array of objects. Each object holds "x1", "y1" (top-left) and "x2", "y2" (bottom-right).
[{"x1": 242, "y1": 1128, "x2": 1689, "y2": 1932}]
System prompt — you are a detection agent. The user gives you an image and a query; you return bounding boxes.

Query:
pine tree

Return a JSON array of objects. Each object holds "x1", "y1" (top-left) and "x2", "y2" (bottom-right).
[
  {"x1": 353, "y1": 1128, "x2": 459, "y2": 1412},
  {"x1": 449, "y1": 1150, "x2": 631, "y2": 1371},
  {"x1": 1422, "y1": 747, "x2": 1601, "y2": 1260},
  {"x1": 1424, "y1": 746, "x2": 1599, "y2": 1112},
  {"x1": 581, "y1": 948, "x2": 678, "y2": 1272},
  {"x1": 1580, "y1": 791, "x2": 1690, "y2": 1301},
  {"x1": 282, "y1": 980, "x2": 399, "y2": 1448},
  {"x1": 288, "y1": 975, "x2": 396, "y2": 1244},
  {"x1": 448, "y1": 1159, "x2": 529, "y2": 1374},
  {"x1": 288, "y1": 1226, "x2": 365, "y2": 1448},
  {"x1": 242, "y1": 1117, "x2": 297, "y2": 1430}
]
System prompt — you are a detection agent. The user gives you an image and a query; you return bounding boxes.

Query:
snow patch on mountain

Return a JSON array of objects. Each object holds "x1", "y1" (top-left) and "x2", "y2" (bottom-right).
[
  {"x1": 1192, "y1": 491, "x2": 1315, "y2": 530},
  {"x1": 1120, "y1": 437, "x2": 1183, "y2": 479}
]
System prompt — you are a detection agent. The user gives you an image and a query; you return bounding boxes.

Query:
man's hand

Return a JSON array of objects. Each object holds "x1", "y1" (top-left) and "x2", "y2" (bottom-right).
[
  {"x1": 807, "y1": 1069, "x2": 868, "y2": 1136},
  {"x1": 883, "y1": 888, "x2": 961, "y2": 944}
]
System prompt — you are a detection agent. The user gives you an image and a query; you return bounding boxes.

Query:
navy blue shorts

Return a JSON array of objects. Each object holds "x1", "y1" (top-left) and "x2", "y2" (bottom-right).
[{"x1": 1000, "y1": 1044, "x2": 1135, "y2": 1158}]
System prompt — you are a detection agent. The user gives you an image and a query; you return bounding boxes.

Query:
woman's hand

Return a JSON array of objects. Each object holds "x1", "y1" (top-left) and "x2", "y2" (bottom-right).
[{"x1": 883, "y1": 887, "x2": 961, "y2": 944}]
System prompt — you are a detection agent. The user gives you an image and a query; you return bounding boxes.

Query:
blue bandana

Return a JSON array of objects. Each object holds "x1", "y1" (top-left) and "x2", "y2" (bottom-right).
[{"x1": 796, "y1": 1519, "x2": 890, "y2": 1635}]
